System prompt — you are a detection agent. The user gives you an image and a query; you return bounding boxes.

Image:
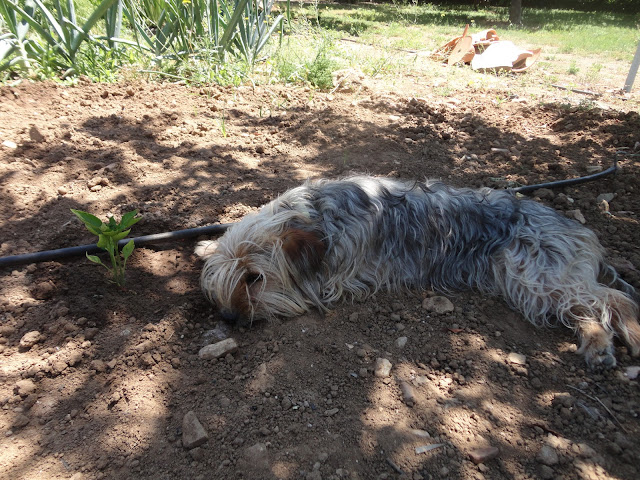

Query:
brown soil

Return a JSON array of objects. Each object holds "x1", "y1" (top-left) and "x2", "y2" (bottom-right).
[{"x1": 1, "y1": 73, "x2": 639, "y2": 480}]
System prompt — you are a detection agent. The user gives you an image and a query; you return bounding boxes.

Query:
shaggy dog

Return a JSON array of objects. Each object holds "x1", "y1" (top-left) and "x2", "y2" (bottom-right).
[{"x1": 196, "y1": 176, "x2": 640, "y2": 367}]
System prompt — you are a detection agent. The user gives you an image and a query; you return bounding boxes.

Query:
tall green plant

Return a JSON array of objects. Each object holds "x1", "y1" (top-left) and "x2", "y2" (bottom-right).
[
  {"x1": 1, "y1": 0, "x2": 291, "y2": 78},
  {"x1": 0, "y1": 0, "x2": 120, "y2": 75},
  {"x1": 104, "y1": 0, "x2": 123, "y2": 49},
  {"x1": 123, "y1": 0, "x2": 287, "y2": 65},
  {"x1": 219, "y1": 0, "x2": 286, "y2": 65},
  {"x1": 123, "y1": 0, "x2": 209, "y2": 59},
  {"x1": 0, "y1": 0, "x2": 37, "y2": 72}
]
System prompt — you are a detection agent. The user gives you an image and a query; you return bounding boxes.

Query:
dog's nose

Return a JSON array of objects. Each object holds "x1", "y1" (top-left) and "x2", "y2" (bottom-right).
[{"x1": 219, "y1": 309, "x2": 239, "y2": 323}]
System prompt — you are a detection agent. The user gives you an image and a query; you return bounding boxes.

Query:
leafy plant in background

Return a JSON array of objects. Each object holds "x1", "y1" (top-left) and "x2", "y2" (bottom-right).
[
  {"x1": 123, "y1": 0, "x2": 287, "y2": 66},
  {"x1": 305, "y1": 35, "x2": 338, "y2": 89},
  {"x1": 104, "y1": 0, "x2": 123, "y2": 49},
  {"x1": 122, "y1": 0, "x2": 205, "y2": 60},
  {"x1": 0, "y1": 0, "x2": 37, "y2": 73},
  {"x1": 71, "y1": 209, "x2": 140, "y2": 287},
  {"x1": 0, "y1": 0, "x2": 120, "y2": 76},
  {"x1": 0, "y1": 0, "x2": 290, "y2": 80},
  {"x1": 221, "y1": 0, "x2": 287, "y2": 65}
]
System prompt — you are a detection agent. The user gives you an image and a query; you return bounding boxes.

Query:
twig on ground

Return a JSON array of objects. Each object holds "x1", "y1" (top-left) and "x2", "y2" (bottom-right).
[
  {"x1": 385, "y1": 458, "x2": 404, "y2": 474},
  {"x1": 551, "y1": 84, "x2": 601, "y2": 97},
  {"x1": 566, "y1": 385, "x2": 628, "y2": 433},
  {"x1": 339, "y1": 37, "x2": 425, "y2": 54},
  {"x1": 528, "y1": 422, "x2": 563, "y2": 437}
]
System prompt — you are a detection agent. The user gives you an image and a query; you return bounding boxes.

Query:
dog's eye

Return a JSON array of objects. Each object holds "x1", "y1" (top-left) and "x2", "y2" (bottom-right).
[{"x1": 245, "y1": 273, "x2": 263, "y2": 286}]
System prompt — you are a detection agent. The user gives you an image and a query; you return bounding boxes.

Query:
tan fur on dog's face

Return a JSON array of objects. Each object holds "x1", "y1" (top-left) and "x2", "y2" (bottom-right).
[{"x1": 195, "y1": 212, "x2": 326, "y2": 324}]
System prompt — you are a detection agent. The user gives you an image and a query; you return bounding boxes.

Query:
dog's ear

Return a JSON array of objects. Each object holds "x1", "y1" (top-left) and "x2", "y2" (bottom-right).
[
  {"x1": 195, "y1": 240, "x2": 219, "y2": 260},
  {"x1": 281, "y1": 229, "x2": 325, "y2": 271}
]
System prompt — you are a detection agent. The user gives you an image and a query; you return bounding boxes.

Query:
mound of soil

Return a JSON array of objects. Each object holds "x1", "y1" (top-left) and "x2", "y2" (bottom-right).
[{"x1": 0, "y1": 76, "x2": 639, "y2": 480}]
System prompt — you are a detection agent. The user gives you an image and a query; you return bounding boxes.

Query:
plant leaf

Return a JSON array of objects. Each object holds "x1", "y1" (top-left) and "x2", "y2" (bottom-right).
[
  {"x1": 86, "y1": 253, "x2": 104, "y2": 265},
  {"x1": 74, "y1": 0, "x2": 120, "y2": 54},
  {"x1": 219, "y1": 0, "x2": 250, "y2": 53},
  {"x1": 71, "y1": 209, "x2": 103, "y2": 234},
  {"x1": 120, "y1": 209, "x2": 139, "y2": 228},
  {"x1": 31, "y1": 0, "x2": 68, "y2": 52},
  {"x1": 2, "y1": 0, "x2": 67, "y2": 60},
  {"x1": 121, "y1": 239, "x2": 135, "y2": 261},
  {"x1": 112, "y1": 229, "x2": 131, "y2": 242},
  {"x1": 96, "y1": 234, "x2": 114, "y2": 252}
]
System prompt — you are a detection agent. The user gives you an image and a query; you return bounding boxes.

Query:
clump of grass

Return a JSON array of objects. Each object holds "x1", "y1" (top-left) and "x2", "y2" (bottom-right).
[
  {"x1": 306, "y1": 37, "x2": 339, "y2": 89},
  {"x1": 268, "y1": 33, "x2": 339, "y2": 89},
  {"x1": 583, "y1": 62, "x2": 603, "y2": 82},
  {"x1": 567, "y1": 60, "x2": 579, "y2": 75}
]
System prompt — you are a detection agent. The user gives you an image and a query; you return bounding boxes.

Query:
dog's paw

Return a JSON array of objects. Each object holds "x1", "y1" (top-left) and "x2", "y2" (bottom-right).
[
  {"x1": 582, "y1": 346, "x2": 617, "y2": 369},
  {"x1": 576, "y1": 321, "x2": 617, "y2": 369},
  {"x1": 195, "y1": 240, "x2": 219, "y2": 259},
  {"x1": 577, "y1": 336, "x2": 617, "y2": 369}
]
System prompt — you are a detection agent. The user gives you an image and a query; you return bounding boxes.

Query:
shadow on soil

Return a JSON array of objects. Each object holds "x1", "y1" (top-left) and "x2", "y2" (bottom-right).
[{"x1": 1, "y1": 82, "x2": 639, "y2": 479}]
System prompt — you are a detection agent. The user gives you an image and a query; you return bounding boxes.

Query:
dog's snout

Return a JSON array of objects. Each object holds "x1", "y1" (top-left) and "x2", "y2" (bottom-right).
[{"x1": 219, "y1": 309, "x2": 239, "y2": 323}]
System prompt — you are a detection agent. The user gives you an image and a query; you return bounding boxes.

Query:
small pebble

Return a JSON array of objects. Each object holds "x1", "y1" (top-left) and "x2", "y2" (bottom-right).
[
  {"x1": 12, "y1": 414, "x2": 30, "y2": 429},
  {"x1": 596, "y1": 193, "x2": 615, "y2": 204},
  {"x1": 395, "y1": 337, "x2": 407, "y2": 349},
  {"x1": 14, "y1": 379, "x2": 36, "y2": 397},
  {"x1": 374, "y1": 358, "x2": 392, "y2": 378},
  {"x1": 415, "y1": 443, "x2": 444, "y2": 454},
  {"x1": 199, "y1": 338, "x2": 238, "y2": 359},
  {"x1": 422, "y1": 296, "x2": 454, "y2": 314},
  {"x1": 536, "y1": 445, "x2": 559, "y2": 466},
  {"x1": 469, "y1": 446, "x2": 499, "y2": 464},
  {"x1": 19, "y1": 331, "x2": 43, "y2": 349},
  {"x1": 538, "y1": 465, "x2": 555, "y2": 479},
  {"x1": 624, "y1": 366, "x2": 640, "y2": 380},
  {"x1": 29, "y1": 126, "x2": 46, "y2": 142},
  {"x1": 507, "y1": 352, "x2": 526, "y2": 365},
  {"x1": 182, "y1": 411, "x2": 209, "y2": 449},
  {"x1": 399, "y1": 381, "x2": 415, "y2": 406}
]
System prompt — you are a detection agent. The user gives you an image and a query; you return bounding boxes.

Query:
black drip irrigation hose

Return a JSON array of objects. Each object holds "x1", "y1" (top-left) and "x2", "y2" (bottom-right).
[
  {"x1": 0, "y1": 224, "x2": 232, "y2": 269},
  {"x1": 512, "y1": 158, "x2": 618, "y2": 194},
  {"x1": 0, "y1": 156, "x2": 627, "y2": 269}
]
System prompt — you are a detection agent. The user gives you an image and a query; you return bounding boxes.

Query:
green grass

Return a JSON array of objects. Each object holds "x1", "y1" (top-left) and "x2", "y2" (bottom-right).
[
  {"x1": 567, "y1": 60, "x2": 579, "y2": 75},
  {"x1": 291, "y1": 3, "x2": 640, "y2": 59},
  {"x1": 2, "y1": 1, "x2": 639, "y2": 92}
]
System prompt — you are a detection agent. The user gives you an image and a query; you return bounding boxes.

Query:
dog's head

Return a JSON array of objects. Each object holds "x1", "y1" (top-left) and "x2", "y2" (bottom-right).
[{"x1": 196, "y1": 210, "x2": 326, "y2": 325}]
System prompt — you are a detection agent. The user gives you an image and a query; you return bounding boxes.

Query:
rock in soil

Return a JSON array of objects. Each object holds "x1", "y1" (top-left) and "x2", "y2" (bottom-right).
[
  {"x1": 507, "y1": 352, "x2": 526, "y2": 365},
  {"x1": 399, "y1": 381, "x2": 416, "y2": 406},
  {"x1": 198, "y1": 338, "x2": 239, "y2": 359},
  {"x1": 421, "y1": 296, "x2": 454, "y2": 314},
  {"x1": 536, "y1": 445, "x2": 559, "y2": 466},
  {"x1": 182, "y1": 411, "x2": 209, "y2": 450},
  {"x1": 14, "y1": 379, "x2": 37, "y2": 397},
  {"x1": 19, "y1": 331, "x2": 43, "y2": 349},
  {"x1": 468, "y1": 446, "x2": 499, "y2": 464},
  {"x1": 374, "y1": 358, "x2": 392, "y2": 378}
]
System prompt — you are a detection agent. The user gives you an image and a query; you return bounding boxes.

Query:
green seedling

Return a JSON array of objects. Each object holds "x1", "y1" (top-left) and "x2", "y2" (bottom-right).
[{"x1": 71, "y1": 209, "x2": 140, "y2": 287}]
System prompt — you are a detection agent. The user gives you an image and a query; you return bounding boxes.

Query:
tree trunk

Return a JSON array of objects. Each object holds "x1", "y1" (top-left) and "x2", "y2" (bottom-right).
[{"x1": 510, "y1": 0, "x2": 522, "y2": 26}]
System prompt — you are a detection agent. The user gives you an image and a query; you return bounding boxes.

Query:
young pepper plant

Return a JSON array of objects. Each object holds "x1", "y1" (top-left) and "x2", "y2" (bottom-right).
[{"x1": 71, "y1": 209, "x2": 140, "y2": 287}]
